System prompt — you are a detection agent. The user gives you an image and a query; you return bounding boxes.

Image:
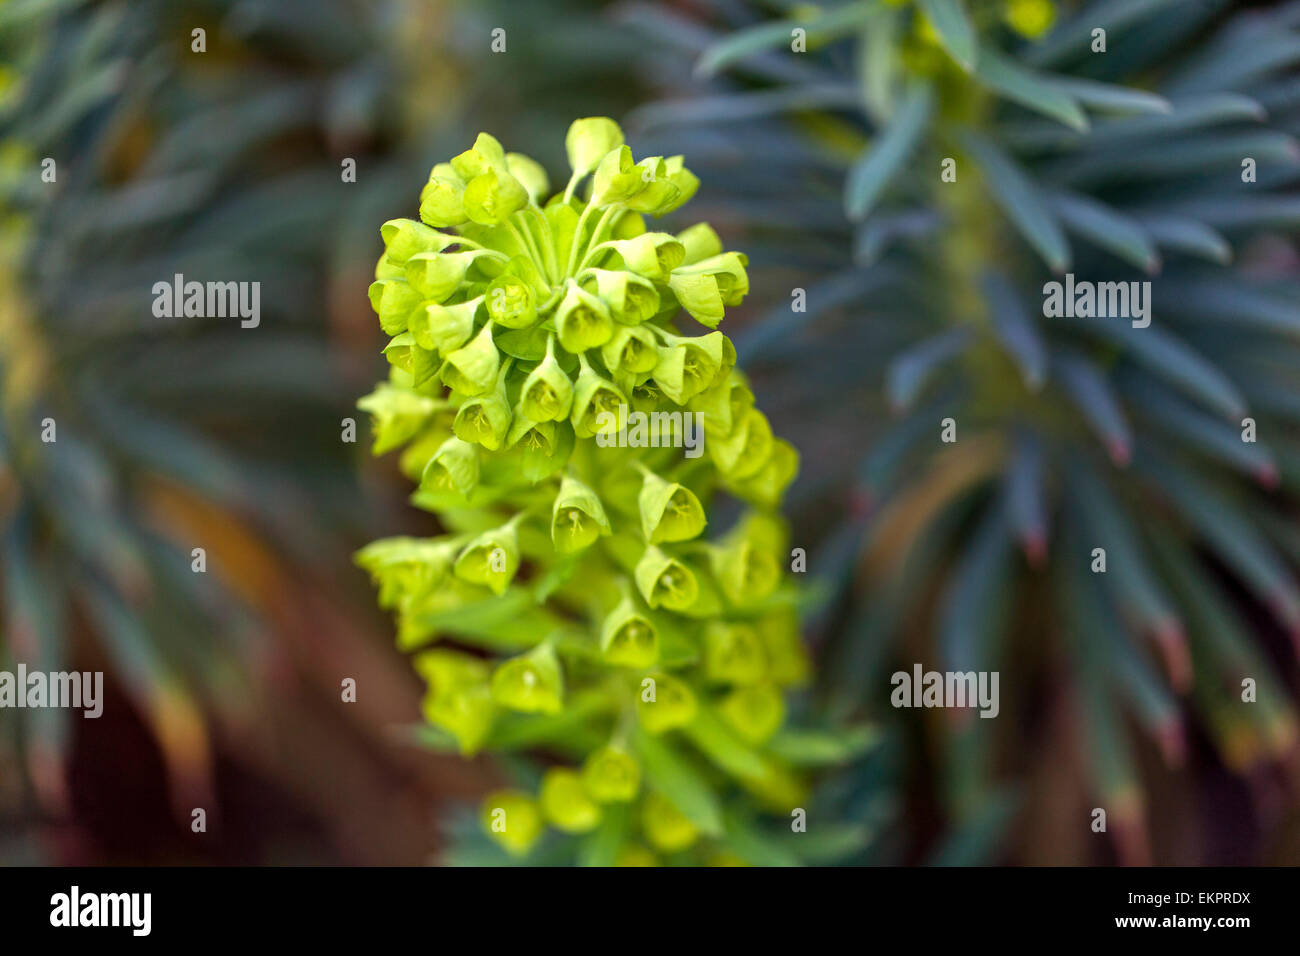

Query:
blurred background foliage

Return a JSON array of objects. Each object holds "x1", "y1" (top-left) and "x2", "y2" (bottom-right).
[
  {"x1": 0, "y1": 0, "x2": 1296, "y2": 864},
  {"x1": 618, "y1": 0, "x2": 1300, "y2": 863}
]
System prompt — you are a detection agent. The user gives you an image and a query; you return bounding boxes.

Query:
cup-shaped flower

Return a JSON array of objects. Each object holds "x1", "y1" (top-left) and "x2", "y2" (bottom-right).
[
  {"x1": 539, "y1": 768, "x2": 602, "y2": 833},
  {"x1": 356, "y1": 382, "x2": 442, "y2": 455},
  {"x1": 404, "y1": 250, "x2": 488, "y2": 302},
  {"x1": 453, "y1": 520, "x2": 520, "y2": 595},
  {"x1": 641, "y1": 791, "x2": 699, "y2": 852},
  {"x1": 581, "y1": 746, "x2": 641, "y2": 803},
  {"x1": 601, "y1": 325, "x2": 659, "y2": 376},
  {"x1": 566, "y1": 116, "x2": 625, "y2": 179},
  {"x1": 703, "y1": 621, "x2": 768, "y2": 685},
  {"x1": 604, "y1": 233, "x2": 685, "y2": 282},
  {"x1": 690, "y1": 374, "x2": 754, "y2": 437},
  {"x1": 757, "y1": 610, "x2": 811, "y2": 686},
  {"x1": 600, "y1": 593, "x2": 659, "y2": 668},
  {"x1": 622, "y1": 156, "x2": 680, "y2": 215},
  {"x1": 709, "y1": 407, "x2": 774, "y2": 479},
  {"x1": 570, "y1": 356, "x2": 627, "y2": 438},
  {"x1": 368, "y1": 279, "x2": 422, "y2": 335},
  {"x1": 355, "y1": 535, "x2": 461, "y2": 610},
  {"x1": 655, "y1": 156, "x2": 700, "y2": 216},
  {"x1": 484, "y1": 273, "x2": 538, "y2": 330},
  {"x1": 425, "y1": 681, "x2": 496, "y2": 755},
  {"x1": 708, "y1": 534, "x2": 780, "y2": 606},
  {"x1": 520, "y1": 336, "x2": 574, "y2": 421},
  {"x1": 551, "y1": 475, "x2": 611, "y2": 553},
  {"x1": 726, "y1": 438, "x2": 799, "y2": 508},
  {"x1": 506, "y1": 414, "x2": 575, "y2": 483},
  {"x1": 439, "y1": 322, "x2": 500, "y2": 397},
  {"x1": 380, "y1": 218, "x2": 457, "y2": 264},
  {"x1": 590, "y1": 145, "x2": 647, "y2": 206},
  {"x1": 382, "y1": 333, "x2": 439, "y2": 388},
  {"x1": 651, "y1": 330, "x2": 734, "y2": 405},
  {"x1": 453, "y1": 369, "x2": 512, "y2": 450},
  {"x1": 481, "y1": 790, "x2": 543, "y2": 856},
  {"x1": 667, "y1": 252, "x2": 750, "y2": 329},
  {"x1": 580, "y1": 269, "x2": 660, "y2": 325},
  {"x1": 718, "y1": 682, "x2": 785, "y2": 745},
  {"x1": 421, "y1": 436, "x2": 479, "y2": 498},
  {"x1": 410, "y1": 297, "x2": 481, "y2": 355},
  {"x1": 490, "y1": 640, "x2": 564, "y2": 714},
  {"x1": 555, "y1": 280, "x2": 613, "y2": 353},
  {"x1": 638, "y1": 468, "x2": 706, "y2": 544},
  {"x1": 635, "y1": 545, "x2": 699, "y2": 611},
  {"x1": 637, "y1": 671, "x2": 698, "y2": 733}
]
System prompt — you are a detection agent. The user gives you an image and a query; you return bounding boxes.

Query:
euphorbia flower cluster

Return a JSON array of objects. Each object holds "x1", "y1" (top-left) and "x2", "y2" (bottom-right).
[{"x1": 357, "y1": 118, "x2": 805, "y2": 864}]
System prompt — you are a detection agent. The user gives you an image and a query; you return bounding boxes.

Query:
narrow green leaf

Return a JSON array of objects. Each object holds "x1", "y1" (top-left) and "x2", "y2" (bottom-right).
[
  {"x1": 917, "y1": 0, "x2": 977, "y2": 71},
  {"x1": 845, "y1": 83, "x2": 934, "y2": 221},
  {"x1": 963, "y1": 131, "x2": 1072, "y2": 272},
  {"x1": 974, "y1": 49, "x2": 1088, "y2": 132}
]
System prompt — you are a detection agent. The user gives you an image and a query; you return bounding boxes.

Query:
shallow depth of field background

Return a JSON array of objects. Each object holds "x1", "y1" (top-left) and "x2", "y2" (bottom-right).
[{"x1": 1, "y1": 0, "x2": 1298, "y2": 864}]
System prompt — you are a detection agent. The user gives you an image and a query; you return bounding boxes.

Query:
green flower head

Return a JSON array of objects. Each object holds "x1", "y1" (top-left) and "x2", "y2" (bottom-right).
[{"x1": 361, "y1": 119, "x2": 808, "y2": 866}]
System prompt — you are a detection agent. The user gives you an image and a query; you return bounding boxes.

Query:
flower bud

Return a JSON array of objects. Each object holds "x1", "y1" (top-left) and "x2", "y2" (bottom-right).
[
  {"x1": 505, "y1": 151, "x2": 549, "y2": 203},
  {"x1": 638, "y1": 469, "x2": 707, "y2": 543},
  {"x1": 439, "y1": 322, "x2": 500, "y2": 396},
  {"x1": 600, "y1": 594, "x2": 659, "y2": 668},
  {"x1": 454, "y1": 520, "x2": 521, "y2": 595},
  {"x1": 566, "y1": 116, "x2": 625, "y2": 178},
  {"x1": 521, "y1": 336, "x2": 574, "y2": 421},
  {"x1": 539, "y1": 768, "x2": 603, "y2": 833},
  {"x1": 635, "y1": 545, "x2": 699, "y2": 611},
  {"x1": 641, "y1": 791, "x2": 699, "y2": 852},
  {"x1": 555, "y1": 280, "x2": 614, "y2": 353},
  {"x1": 636, "y1": 671, "x2": 698, "y2": 733},
  {"x1": 410, "y1": 297, "x2": 481, "y2": 355},
  {"x1": 581, "y1": 746, "x2": 641, "y2": 802},
  {"x1": 355, "y1": 535, "x2": 460, "y2": 610},
  {"x1": 703, "y1": 621, "x2": 768, "y2": 684},
  {"x1": 421, "y1": 436, "x2": 480, "y2": 498},
  {"x1": 419, "y1": 174, "x2": 468, "y2": 228},
  {"x1": 676, "y1": 222, "x2": 723, "y2": 266},
  {"x1": 490, "y1": 640, "x2": 564, "y2": 714},
  {"x1": 551, "y1": 475, "x2": 611, "y2": 553},
  {"x1": 483, "y1": 276, "x2": 534, "y2": 333},
  {"x1": 451, "y1": 132, "x2": 509, "y2": 181},
  {"x1": 718, "y1": 682, "x2": 785, "y2": 744},
  {"x1": 481, "y1": 789, "x2": 542, "y2": 856},
  {"x1": 464, "y1": 167, "x2": 530, "y2": 225}
]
